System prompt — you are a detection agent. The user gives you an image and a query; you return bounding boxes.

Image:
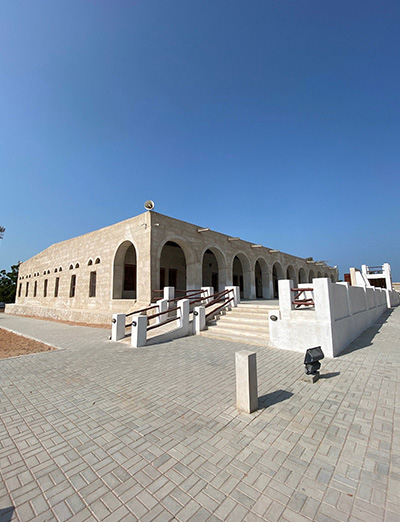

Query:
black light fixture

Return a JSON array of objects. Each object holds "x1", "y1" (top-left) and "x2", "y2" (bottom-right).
[{"x1": 304, "y1": 347, "x2": 324, "y2": 377}]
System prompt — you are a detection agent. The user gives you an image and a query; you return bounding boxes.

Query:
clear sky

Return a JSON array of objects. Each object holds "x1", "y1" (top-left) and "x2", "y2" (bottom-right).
[{"x1": 1, "y1": 1, "x2": 399, "y2": 280}]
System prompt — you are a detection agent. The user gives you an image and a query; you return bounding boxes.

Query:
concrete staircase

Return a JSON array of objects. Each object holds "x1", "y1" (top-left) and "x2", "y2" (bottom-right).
[{"x1": 200, "y1": 301, "x2": 279, "y2": 346}]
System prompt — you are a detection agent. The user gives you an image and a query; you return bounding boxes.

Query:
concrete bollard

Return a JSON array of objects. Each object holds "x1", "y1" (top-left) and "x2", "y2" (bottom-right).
[
  {"x1": 225, "y1": 286, "x2": 240, "y2": 306},
  {"x1": 131, "y1": 315, "x2": 148, "y2": 347},
  {"x1": 193, "y1": 306, "x2": 206, "y2": 334},
  {"x1": 111, "y1": 314, "x2": 126, "y2": 341},
  {"x1": 163, "y1": 287, "x2": 175, "y2": 308},
  {"x1": 156, "y1": 299, "x2": 168, "y2": 324},
  {"x1": 177, "y1": 299, "x2": 190, "y2": 334},
  {"x1": 201, "y1": 287, "x2": 214, "y2": 305},
  {"x1": 236, "y1": 350, "x2": 258, "y2": 413}
]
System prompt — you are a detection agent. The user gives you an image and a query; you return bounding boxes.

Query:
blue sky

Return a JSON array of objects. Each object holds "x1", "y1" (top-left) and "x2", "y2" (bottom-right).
[{"x1": 1, "y1": 1, "x2": 399, "y2": 280}]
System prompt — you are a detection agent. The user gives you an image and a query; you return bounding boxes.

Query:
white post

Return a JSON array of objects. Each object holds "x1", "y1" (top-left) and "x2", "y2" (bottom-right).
[
  {"x1": 131, "y1": 315, "x2": 148, "y2": 347},
  {"x1": 279, "y1": 280, "x2": 295, "y2": 320},
  {"x1": 164, "y1": 286, "x2": 175, "y2": 308},
  {"x1": 225, "y1": 286, "x2": 240, "y2": 306},
  {"x1": 156, "y1": 299, "x2": 168, "y2": 324},
  {"x1": 201, "y1": 287, "x2": 214, "y2": 305},
  {"x1": 236, "y1": 350, "x2": 258, "y2": 414},
  {"x1": 177, "y1": 299, "x2": 190, "y2": 335},
  {"x1": 193, "y1": 306, "x2": 206, "y2": 334},
  {"x1": 111, "y1": 314, "x2": 126, "y2": 341}
]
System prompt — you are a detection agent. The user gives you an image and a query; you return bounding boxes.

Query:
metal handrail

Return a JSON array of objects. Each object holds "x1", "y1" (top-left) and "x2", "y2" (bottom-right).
[
  {"x1": 204, "y1": 289, "x2": 232, "y2": 309},
  {"x1": 291, "y1": 287, "x2": 314, "y2": 307},
  {"x1": 147, "y1": 306, "x2": 179, "y2": 321},
  {"x1": 147, "y1": 315, "x2": 180, "y2": 331},
  {"x1": 126, "y1": 304, "x2": 158, "y2": 317},
  {"x1": 205, "y1": 297, "x2": 234, "y2": 318}
]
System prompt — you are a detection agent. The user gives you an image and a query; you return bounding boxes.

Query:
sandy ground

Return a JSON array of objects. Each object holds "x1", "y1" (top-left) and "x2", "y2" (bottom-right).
[{"x1": 0, "y1": 328, "x2": 56, "y2": 359}]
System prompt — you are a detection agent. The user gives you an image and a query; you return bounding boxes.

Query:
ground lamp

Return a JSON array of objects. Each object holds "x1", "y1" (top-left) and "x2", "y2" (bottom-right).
[{"x1": 303, "y1": 346, "x2": 324, "y2": 382}]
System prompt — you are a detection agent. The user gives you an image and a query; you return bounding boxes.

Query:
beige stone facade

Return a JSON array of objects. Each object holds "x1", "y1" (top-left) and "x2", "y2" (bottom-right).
[{"x1": 7, "y1": 211, "x2": 338, "y2": 324}]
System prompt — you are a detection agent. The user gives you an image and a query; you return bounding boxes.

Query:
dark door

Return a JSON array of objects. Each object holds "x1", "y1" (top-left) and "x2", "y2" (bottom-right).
[
  {"x1": 212, "y1": 272, "x2": 218, "y2": 292},
  {"x1": 168, "y1": 268, "x2": 177, "y2": 288}
]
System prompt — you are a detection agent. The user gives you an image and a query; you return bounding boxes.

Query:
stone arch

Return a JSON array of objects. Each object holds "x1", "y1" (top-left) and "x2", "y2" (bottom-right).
[
  {"x1": 201, "y1": 246, "x2": 227, "y2": 292},
  {"x1": 113, "y1": 240, "x2": 138, "y2": 299},
  {"x1": 232, "y1": 252, "x2": 251, "y2": 299},
  {"x1": 317, "y1": 271, "x2": 322, "y2": 278},
  {"x1": 255, "y1": 258, "x2": 269, "y2": 298},
  {"x1": 323, "y1": 272, "x2": 329, "y2": 278},
  {"x1": 272, "y1": 262, "x2": 284, "y2": 298},
  {"x1": 158, "y1": 240, "x2": 188, "y2": 292},
  {"x1": 330, "y1": 274, "x2": 335, "y2": 282},
  {"x1": 286, "y1": 265, "x2": 297, "y2": 286},
  {"x1": 298, "y1": 267, "x2": 307, "y2": 284},
  {"x1": 309, "y1": 269, "x2": 315, "y2": 283}
]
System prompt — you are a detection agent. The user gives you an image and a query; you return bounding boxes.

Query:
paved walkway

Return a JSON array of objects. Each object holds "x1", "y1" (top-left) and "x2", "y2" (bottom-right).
[{"x1": 0, "y1": 308, "x2": 399, "y2": 522}]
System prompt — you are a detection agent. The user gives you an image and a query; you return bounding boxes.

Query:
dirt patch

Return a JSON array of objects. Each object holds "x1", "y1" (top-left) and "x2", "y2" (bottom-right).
[{"x1": 0, "y1": 329, "x2": 56, "y2": 359}]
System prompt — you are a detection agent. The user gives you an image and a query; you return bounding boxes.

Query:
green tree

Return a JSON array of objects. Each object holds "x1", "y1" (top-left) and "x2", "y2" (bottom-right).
[{"x1": 0, "y1": 263, "x2": 20, "y2": 303}]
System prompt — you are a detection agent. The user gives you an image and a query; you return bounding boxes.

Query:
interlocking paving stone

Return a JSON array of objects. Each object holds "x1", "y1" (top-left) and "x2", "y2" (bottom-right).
[{"x1": 1, "y1": 307, "x2": 400, "y2": 521}]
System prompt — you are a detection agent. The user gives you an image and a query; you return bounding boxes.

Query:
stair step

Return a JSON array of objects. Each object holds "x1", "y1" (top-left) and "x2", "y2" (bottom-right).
[
  {"x1": 206, "y1": 324, "x2": 269, "y2": 338},
  {"x1": 213, "y1": 319, "x2": 269, "y2": 332},
  {"x1": 217, "y1": 315, "x2": 269, "y2": 326},
  {"x1": 200, "y1": 330, "x2": 269, "y2": 346}
]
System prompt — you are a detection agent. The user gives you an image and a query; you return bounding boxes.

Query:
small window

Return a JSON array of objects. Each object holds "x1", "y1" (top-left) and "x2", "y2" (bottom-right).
[
  {"x1": 69, "y1": 264, "x2": 73, "y2": 270},
  {"x1": 59, "y1": 267, "x2": 62, "y2": 272},
  {"x1": 88, "y1": 259, "x2": 93, "y2": 266},
  {"x1": 18, "y1": 283, "x2": 22, "y2": 297},
  {"x1": 25, "y1": 282, "x2": 29, "y2": 297},
  {"x1": 44, "y1": 279, "x2": 48, "y2": 297},
  {"x1": 89, "y1": 271, "x2": 96, "y2": 298},
  {"x1": 95, "y1": 257, "x2": 100, "y2": 264},
  {"x1": 47, "y1": 270, "x2": 50, "y2": 274},
  {"x1": 34, "y1": 280, "x2": 37, "y2": 297},
  {"x1": 55, "y1": 268, "x2": 58, "y2": 273},
  {"x1": 54, "y1": 277, "x2": 60, "y2": 297},
  {"x1": 70, "y1": 275, "x2": 76, "y2": 298},
  {"x1": 43, "y1": 271, "x2": 46, "y2": 275},
  {"x1": 75, "y1": 263, "x2": 79, "y2": 269}
]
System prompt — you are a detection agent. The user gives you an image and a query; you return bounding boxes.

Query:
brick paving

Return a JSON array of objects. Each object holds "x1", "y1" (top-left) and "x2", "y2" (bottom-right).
[{"x1": 0, "y1": 308, "x2": 399, "y2": 522}]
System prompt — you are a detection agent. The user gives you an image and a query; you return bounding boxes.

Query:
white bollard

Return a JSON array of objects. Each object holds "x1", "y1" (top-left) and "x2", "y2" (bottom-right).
[
  {"x1": 225, "y1": 286, "x2": 240, "y2": 306},
  {"x1": 193, "y1": 306, "x2": 206, "y2": 334},
  {"x1": 278, "y1": 280, "x2": 295, "y2": 319},
  {"x1": 156, "y1": 299, "x2": 168, "y2": 324},
  {"x1": 177, "y1": 299, "x2": 190, "y2": 334},
  {"x1": 131, "y1": 315, "x2": 148, "y2": 347},
  {"x1": 164, "y1": 287, "x2": 175, "y2": 307},
  {"x1": 236, "y1": 350, "x2": 258, "y2": 413},
  {"x1": 111, "y1": 314, "x2": 126, "y2": 341},
  {"x1": 201, "y1": 287, "x2": 214, "y2": 305}
]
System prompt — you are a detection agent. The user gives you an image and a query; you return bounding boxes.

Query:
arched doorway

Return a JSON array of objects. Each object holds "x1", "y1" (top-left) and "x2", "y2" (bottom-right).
[
  {"x1": 286, "y1": 265, "x2": 296, "y2": 286},
  {"x1": 255, "y1": 259, "x2": 269, "y2": 298},
  {"x1": 159, "y1": 241, "x2": 187, "y2": 291},
  {"x1": 233, "y1": 256, "x2": 244, "y2": 298},
  {"x1": 113, "y1": 241, "x2": 137, "y2": 299},
  {"x1": 202, "y1": 248, "x2": 226, "y2": 292},
  {"x1": 272, "y1": 262, "x2": 284, "y2": 298},
  {"x1": 317, "y1": 271, "x2": 322, "y2": 278},
  {"x1": 298, "y1": 267, "x2": 307, "y2": 284},
  {"x1": 309, "y1": 270, "x2": 315, "y2": 283}
]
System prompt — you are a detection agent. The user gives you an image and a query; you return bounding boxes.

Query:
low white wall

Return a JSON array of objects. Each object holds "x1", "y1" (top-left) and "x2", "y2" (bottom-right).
[{"x1": 269, "y1": 278, "x2": 391, "y2": 358}]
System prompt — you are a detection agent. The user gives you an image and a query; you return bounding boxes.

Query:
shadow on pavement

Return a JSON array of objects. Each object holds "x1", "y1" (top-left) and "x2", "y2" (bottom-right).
[
  {"x1": 0, "y1": 507, "x2": 15, "y2": 522},
  {"x1": 258, "y1": 389, "x2": 293, "y2": 409},
  {"x1": 320, "y1": 371, "x2": 340, "y2": 379},
  {"x1": 338, "y1": 309, "x2": 394, "y2": 357}
]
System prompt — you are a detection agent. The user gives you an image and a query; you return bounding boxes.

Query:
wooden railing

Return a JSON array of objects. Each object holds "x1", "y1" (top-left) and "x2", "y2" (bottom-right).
[{"x1": 291, "y1": 287, "x2": 314, "y2": 308}]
